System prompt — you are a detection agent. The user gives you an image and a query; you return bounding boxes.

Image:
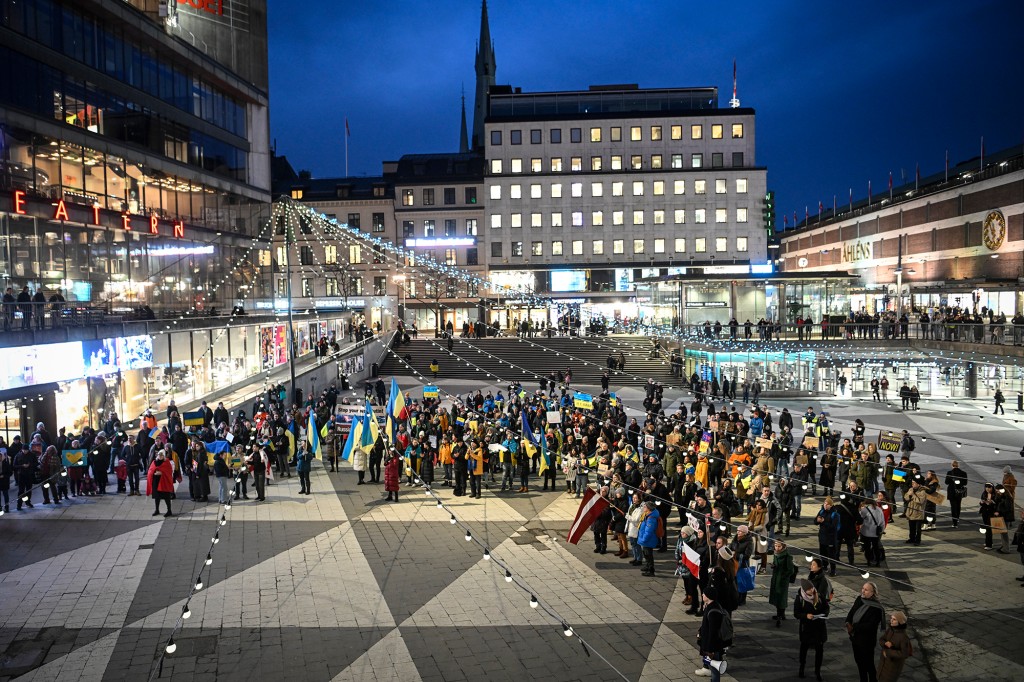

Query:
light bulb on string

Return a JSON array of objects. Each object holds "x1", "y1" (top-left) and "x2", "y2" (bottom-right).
[
  {"x1": 194, "y1": 577, "x2": 204, "y2": 591},
  {"x1": 165, "y1": 639, "x2": 177, "y2": 654},
  {"x1": 505, "y1": 570, "x2": 513, "y2": 583},
  {"x1": 182, "y1": 604, "x2": 192, "y2": 619},
  {"x1": 530, "y1": 595, "x2": 538, "y2": 608},
  {"x1": 450, "y1": 514, "x2": 457, "y2": 525}
]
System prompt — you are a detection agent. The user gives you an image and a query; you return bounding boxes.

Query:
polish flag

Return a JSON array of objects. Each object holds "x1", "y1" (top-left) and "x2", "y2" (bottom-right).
[
  {"x1": 567, "y1": 487, "x2": 610, "y2": 545},
  {"x1": 681, "y1": 542, "x2": 702, "y2": 578}
]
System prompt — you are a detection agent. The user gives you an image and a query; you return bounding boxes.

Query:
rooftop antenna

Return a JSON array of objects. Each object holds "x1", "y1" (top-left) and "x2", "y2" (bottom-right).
[{"x1": 729, "y1": 59, "x2": 740, "y2": 108}]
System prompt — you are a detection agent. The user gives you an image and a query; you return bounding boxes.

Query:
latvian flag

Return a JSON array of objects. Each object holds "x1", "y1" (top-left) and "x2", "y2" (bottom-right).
[
  {"x1": 567, "y1": 487, "x2": 611, "y2": 545},
  {"x1": 681, "y1": 542, "x2": 702, "y2": 578}
]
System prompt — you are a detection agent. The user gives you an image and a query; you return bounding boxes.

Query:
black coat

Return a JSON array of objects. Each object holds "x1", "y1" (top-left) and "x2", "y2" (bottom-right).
[{"x1": 794, "y1": 593, "x2": 830, "y2": 644}]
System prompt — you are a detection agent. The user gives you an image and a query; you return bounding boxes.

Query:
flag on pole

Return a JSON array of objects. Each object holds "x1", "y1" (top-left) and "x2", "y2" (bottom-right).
[
  {"x1": 945, "y1": 149, "x2": 949, "y2": 182},
  {"x1": 915, "y1": 163, "x2": 920, "y2": 190},
  {"x1": 567, "y1": 487, "x2": 611, "y2": 545},
  {"x1": 888, "y1": 171, "x2": 893, "y2": 198},
  {"x1": 849, "y1": 187, "x2": 853, "y2": 212},
  {"x1": 345, "y1": 117, "x2": 351, "y2": 137},
  {"x1": 360, "y1": 399, "x2": 379, "y2": 453},
  {"x1": 783, "y1": 214, "x2": 788, "y2": 229},
  {"x1": 308, "y1": 411, "x2": 322, "y2": 459},
  {"x1": 681, "y1": 542, "x2": 702, "y2": 579},
  {"x1": 285, "y1": 421, "x2": 297, "y2": 458},
  {"x1": 341, "y1": 416, "x2": 362, "y2": 462},
  {"x1": 521, "y1": 411, "x2": 539, "y2": 447},
  {"x1": 868, "y1": 179, "x2": 872, "y2": 204},
  {"x1": 980, "y1": 136, "x2": 985, "y2": 170},
  {"x1": 538, "y1": 434, "x2": 553, "y2": 477}
]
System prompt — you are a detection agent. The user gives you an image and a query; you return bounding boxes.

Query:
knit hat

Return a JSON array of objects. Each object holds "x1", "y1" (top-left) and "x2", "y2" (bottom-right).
[
  {"x1": 891, "y1": 610, "x2": 907, "y2": 625},
  {"x1": 680, "y1": 526, "x2": 696, "y2": 539},
  {"x1": 737, "y1": 524, "x2": 750, "y2": 534},
  {"x1": 800, "y1": 579, "x2": 814, "y2": 592},
  {"x1": 719, "y1": 546, "x2": 735, "y2": 561},
  {"x1": 1004, "y1": 466, "x2": 1012, "y2": 475},
  {"x1": 703, "y1": 585, "x2": 718, "y2": 601}
]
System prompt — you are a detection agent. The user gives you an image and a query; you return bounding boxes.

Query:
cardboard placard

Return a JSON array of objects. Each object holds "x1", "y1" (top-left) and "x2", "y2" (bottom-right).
[
  {"x1": 546, "y1": 410, "x2": 562, "y2": 424},
  {"x1": 755, "y1": 437, "x2": 773, "y2": 451}
]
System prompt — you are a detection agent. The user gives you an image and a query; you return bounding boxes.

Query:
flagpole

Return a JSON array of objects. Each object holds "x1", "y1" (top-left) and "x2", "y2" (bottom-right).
[{"x1": 345, "y1": 124, "x2": 349, "y2": 177}]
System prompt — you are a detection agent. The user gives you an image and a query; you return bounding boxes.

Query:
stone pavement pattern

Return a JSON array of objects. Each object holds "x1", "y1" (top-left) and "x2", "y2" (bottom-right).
[{"x1": 0, "y1": 378, "x2": 1022, "y2": 681}]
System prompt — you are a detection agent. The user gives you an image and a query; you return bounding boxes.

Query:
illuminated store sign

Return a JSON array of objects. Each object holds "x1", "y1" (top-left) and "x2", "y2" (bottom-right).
[
  {"x1": 11, "y1": 190, "x2": 187, "y2": 238},
  {"x1": 177, "y1": 0, "x2": 224, "y2": 16},
  {"x1": 841, "y1": 239, "x2": 874, "y2": 264},
  {"x1": 404, "y1": 237, "x2": 476, "y2": 248},
  {"x1": 0, "y1": 335, "x2": 153, "y2": 392},
  {"x1": 132, "y1": 245, "x2": 215, "y2": 257}
]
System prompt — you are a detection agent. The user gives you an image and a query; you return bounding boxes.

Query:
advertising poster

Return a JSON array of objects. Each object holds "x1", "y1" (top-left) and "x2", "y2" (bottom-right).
[
  {"x1": 259, "y1": 326, "x2": 274, "y2": 370},
  {"x1": 273, "y1": 325, "x2": 288, "y2": 366},
  {"x1": 82, "y1": 339, "x2": 119, "y2": 377},
  {"x1": 117, "y1": 335, "x2": 154, "y2": 370}
]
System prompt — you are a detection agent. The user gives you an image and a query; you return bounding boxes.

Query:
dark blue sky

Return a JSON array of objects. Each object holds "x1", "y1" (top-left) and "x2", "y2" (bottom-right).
[{"x1": 268, "y1": 0, "x2": 1024, "y2": 226}]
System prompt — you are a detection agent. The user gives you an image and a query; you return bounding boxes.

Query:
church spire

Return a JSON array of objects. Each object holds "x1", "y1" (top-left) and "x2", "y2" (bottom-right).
[
  {"x1": 459, "y1": 88, "x2": 470, "y2": 153},
  {"x1": 472, "y1": 0, "x2": 496, "y2": 152}
]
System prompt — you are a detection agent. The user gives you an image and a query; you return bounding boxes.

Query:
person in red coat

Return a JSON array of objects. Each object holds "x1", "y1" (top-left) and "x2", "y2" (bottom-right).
[
  {"x1": 147, "y1": 449, "x2": 175, "y2": 517},
  {"x1": 384, "y1": 450, "x2": 402, "y2": 502}
]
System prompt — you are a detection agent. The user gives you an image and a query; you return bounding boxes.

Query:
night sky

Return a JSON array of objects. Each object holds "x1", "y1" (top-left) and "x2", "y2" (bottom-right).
[{"x1": 268, "y1": 0, "x2": 1024, "y2": 227}]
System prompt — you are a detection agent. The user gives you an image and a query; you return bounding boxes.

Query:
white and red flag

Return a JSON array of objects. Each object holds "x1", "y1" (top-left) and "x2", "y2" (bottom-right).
[
  {"x1": 681, "y1": 542, "x2": 702, "y2": 578},
  {"x1": 567, "y1": 487, "x2": 610, "y2": 545}
]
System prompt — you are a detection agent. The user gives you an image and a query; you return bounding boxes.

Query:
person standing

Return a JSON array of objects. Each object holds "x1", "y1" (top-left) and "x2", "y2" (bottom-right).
[
  {"x1": 994, "y1": 388, "x2": 1006, "y2": 415},
  {"x1": 213, "y1": 451, "x2": 231, "y2": 504},
  {"x1": 814, "y1": 496, "x2": 841, "y2": 576},
  {"x1": 794, "y1": 578, "x2": 830, "y2": 681},
  {"x1": 860, "y1": 499, "x2": 885, "y2": 567},
  {"x1": 903, "y1": 479, "x2": 927, "y2": 545},
  {"x1": 14, "y1": 444, "x2": 36, "y2": 509},
  {"x1": 846, "y1": 582, "x2": 886, "y2": 682},
  {"x1": 695, "y1": 586, "x2": 731, "y2": 681},
  {"x1": 146, "y1": 450, "x2": 175, "y2": 517},
  {"x1": 877, "y1": 611, "x2": 912, "y2": 682},
  {"x1": 944, "y1": 460, "x2": 968, "y2": 528},
  {"x1": 191, "y1": 441, "x2": 211, "y2": 502},
  {"x1": 296, "y1": 444, "x2": 313, "y2": 495},
  {"x1": 17, "y1": 285, "x2": 32, "y2": 330},
  {"x1": 248, "y1": 444, "x2": 269, "y2": 502},
  {"x1": 468, "y1": 439, "x2": 485, "y2": 499},
  {"x1": 351, "y1": 436, "x2": 367, "y2": 485},
  {"x1": 384, "y1": 450, "x2": 401, "y2": 502},
  {"x1": 769, "y1": 539, "x2": 796, "y2": 626},
  {"x1": 637, "y1": 500, "x2": 661, "y2": 577}
]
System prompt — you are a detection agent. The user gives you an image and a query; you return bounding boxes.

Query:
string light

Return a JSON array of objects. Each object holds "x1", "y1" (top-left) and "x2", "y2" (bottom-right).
[
  {"x1": 165, "y1": 639, "x2": 176, "y2": 654},
  {"x1": 182, "y1": 605, "x2": 191, "y2": 619},
  {"x1": 530, "y1": 595, "x2": 539, "y2": 608}
]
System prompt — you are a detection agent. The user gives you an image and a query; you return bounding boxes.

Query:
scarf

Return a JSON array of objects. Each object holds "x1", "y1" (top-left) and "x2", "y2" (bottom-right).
[
  {"x1": 850, "y1": 596, "x2": 884, "y2": 625},
  {"x1": 799, "y1": 588, "x2": 818, "y2": 606}
]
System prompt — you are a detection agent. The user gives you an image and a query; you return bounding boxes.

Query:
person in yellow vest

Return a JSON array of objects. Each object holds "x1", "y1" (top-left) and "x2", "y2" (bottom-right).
[{"x1": 468, "y1": 439, "x2": 485, "y2": 498}]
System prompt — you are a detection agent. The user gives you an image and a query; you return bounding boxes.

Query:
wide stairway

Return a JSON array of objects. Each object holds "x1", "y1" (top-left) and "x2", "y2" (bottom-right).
[{"x1": 379, "y1": 335, "x2": 678, "y2": 387}]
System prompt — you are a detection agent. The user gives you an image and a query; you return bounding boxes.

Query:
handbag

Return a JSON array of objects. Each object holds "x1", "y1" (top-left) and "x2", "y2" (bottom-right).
[{"x1": 735, "y1": 565, "x2": 757, "y2": 593}]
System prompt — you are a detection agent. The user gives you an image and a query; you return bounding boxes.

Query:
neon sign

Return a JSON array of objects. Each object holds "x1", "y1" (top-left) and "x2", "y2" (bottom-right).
[
  {"x1": 177, "y1": 0, "x2": 224, "y2": 16},
  {"x1": 11, "y1": 191, "x2": 187, "y2": 238}
]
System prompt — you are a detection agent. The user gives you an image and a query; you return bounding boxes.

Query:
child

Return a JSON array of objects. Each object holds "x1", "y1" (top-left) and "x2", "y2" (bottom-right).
[
  {"x1": 384, "y1": 451, "x2": 401, "y2": 502},
  {"x1": 115, "y1": 458, "x2": 128, "y2": 493}
]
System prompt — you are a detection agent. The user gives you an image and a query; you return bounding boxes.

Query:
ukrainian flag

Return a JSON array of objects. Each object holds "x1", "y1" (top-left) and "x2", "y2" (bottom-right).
[
  {"x1": 361, "y1": 399, "x2": 379, "y2": 453},
  {"x1": 183, "y1": 411, "x2": 204, "y2": 428},
  {"x1": 892, "y1": 468, "x2": 906, "y2": 483},
  {"x1": 307, "y1": 412, "x2": 321, "y2": 459},
  {"x1": 341, "y1": 416, "x2": 362, "y2": 462},
  {"x1": 285, "y1": 421, "x2": 297, "y2": 458}
]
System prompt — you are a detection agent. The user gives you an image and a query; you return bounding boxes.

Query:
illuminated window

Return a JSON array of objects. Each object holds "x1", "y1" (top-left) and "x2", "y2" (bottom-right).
[
  {"x1": 732, "y1": 123, "x2": 744, "y2": 138},
  {"x1": 290, "y1": 189, "x2": 304, "y2": 199},
  {"x1": 716, "y1": 237, "x2": 727, "y2": 252},
  {"x1": 551, "y1": 212, "x2": 563, "y2": 227},
  {"x1": 671, "y1": 154, "x2": 683, "y2": 169},
  {"x1": 674, "y1": 180, "x2": 686, "y2": 195},
  {"x1": 591, "y1": 182, "x2": 604, "y2": 197},
  {"x1": 510, "y1": 213, "x2": 522, "y2": 228},
  {"x1": 324, "y1": 244, "x2": 338, "y2": 264},
  {"x1": 466, "y1": 219, "x2": 478, "y2": 235},
  {"x1": 402, "y1": 189, "x2": 414, "y2": 206},
  {"x1": 551, "y1": 158, "x2": 563, "y2": 172},
  {"x1": 511, "y1": 241, "x2": 523, "y2": 256},
  {"x1": 612, "y1": 182, "x2": 623, "y2": 197},
  {"x1": 325, "y1": 278, "x2": 339, "y2": 296},
  {"x1": 511, "y1": 158, "x2": 523, "y2": 173},
  {"x1": 630, "y1": 126, "x2": 642, "y2": 141},
  {"x1": 654, "y1": 238, "x2": 665, "y2": 253},
  {"x1": 691, "y1": 124, "x2": 702, "y2": 140},
  {"x1": 423, "y1": 220, "x2": 435, "y2": 236},
  {"x1": 694, "y1": 180, "x2": 706, "y2": 194},
  {"x1": 551, "y1": 183, "x2": 562, "y2": 198},
  {"x1": 633, "y1": 239, "x2": 645, "y2": 254},
  {"x1": 593, "y1": 240, "x2": 604, "y2": 255},
  {"x1": 671, "y1": 125, "x2": 682, "y2": 140},
  {"x1": 610, "y1": 127, "x2": 621, "y2": 142},
  {"x1": 674, "y1": 238, "x2": 686, "y2": 253},
  {"x1": 491, "y1": 159, "x2": 502, "y2": 174},
  {"x1": 712, "y1": 124, "x2": 723, "y2": 139},
  {"x1": 737, "y1": 237, "x2": 748, "y2": 252},
  {"x1": 531, "y1": 158, "x2": 542, "y2": 172},
  {"x1": 651, "y1": 155, "x2": 662, "y2": 169},
  {"x1": 737, "y1": 208, "x2": 748, "y2": 223},
  {"x1": 633, "y1": 181, "x2": 644, "y2": 196},
  {"x1": 736, "y1": 178, "x2": 748, "y2": 193},
  {"x1": 531, "y1": 241, "x2": 543, "y2": 256},
  {"x1": 571, "y1": 182, "x2": 583, "y2": 198},
  {"x1": 490, "y1": 214, "x2": 502, "y2": 229},
  {"x1": 613, "y1": 211, "x2": 624, "y2": 226},
  {"x1": 591, "y1": 156, "x2": 602, "y2": 171},
  {"x1": 531, "y1": 212, "x2": 543, "y2": 227},
  {"x1": 552, "y1": 241, "x2": 563, "y2": 255},
  {"x1": 715, "y1": 208, "x2": 728, "y2": 223},
  {"x1": 613, "y1": 239, "x2": 624, "y2": 254},
  {"x1": 590, "y1": 127, "x2": 602, "y2": 142},
  {"x1": 716, "y1": 179, "x2": 727, "y2": 194},
  {"x1": 592, "y1": 210, "x2": 604, "y2": 226},
  {"x1": 653, "y1": 180, "x2": 665, "y2": 196},
  {"x1": 674, "y1": 209, "x2": 685, "y2": 224},
  {"x1": 530, "y1": 183, "x2": 542, "y2": 198},
  {"x1": 695, "y1": 238, "x2": 707, "y2": 253},
  {"x1": 653, "y1": 210, "x2": 665, "y2": 225},
  {"x1": 446, "y1": 249, "x2": 457, "y2": 265},
  {"x1": 651, "y1": 126, "x2": 662, "y2": 141},
  {"x1": 633, "y1": 210, "x2": 644, "y2": 225},
  {"x1": 490, "y1": 185, "x2": 501, "y2": 200},
  {"x1": 611, "y1": 155, "x2": 622, "y2": 170},
  {"x1": 691, "y1": 154, "x2": 702, "y2": 168},
  {"x1": 631, "y1": 155, "x2": 643, "y2": 170},
  {"x1": 572, "y1": 211, "x2": 584, "y2": 227},
  {"x1": 349, "y1": 245, "x2": 361, "y2": 263},
  {"x1": 510, "y1": 184, "x2": 522, "y2": 199},
  {"x1": 694, "y1": 209, "x2": 706, "y2": 224},
  {"x1": 571, "y1": 157, "x2": 583, "y2": 172},
  {"x1": 572, "y1": 240, "x2": 584, "y2": 255}
]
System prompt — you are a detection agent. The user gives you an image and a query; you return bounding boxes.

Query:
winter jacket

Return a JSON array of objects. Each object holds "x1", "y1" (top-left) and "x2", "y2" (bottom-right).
[
  {"x1": 383, "y1": 455, "x2": 401, "y2": 492},
  {"x1": 794, "y1": 592, "x2": 830, "y2": 645},
  {"x1": 878, "y1": 625, "x2": 913, "y2": 682},
  {"x1": 637, "y1": 507, "x2": 661, "y2": 548},
  {"x1": 815, "y1": 506, "x2": 841, "y2": 545},
  {"x1": 769, "y1": 549, "x2": 795, "y2": 609},
  {"x1": 903, "y1": 487, "x2": 927, "y2": 521}
]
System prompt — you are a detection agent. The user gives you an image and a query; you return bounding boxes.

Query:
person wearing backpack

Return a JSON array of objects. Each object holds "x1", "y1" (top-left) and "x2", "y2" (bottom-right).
[
  {"x1": 695, "y1": 585, "x2": 731, "y2": 680},
  {"x1": 944, "y1": 460, "x2": 969, "y2": 528},
  {"x1": 877, "y1": 611, "x2": 913, "y2": 682},
  {"x1": 794, "y1": 578, "x2": 830, "y2": 680}
]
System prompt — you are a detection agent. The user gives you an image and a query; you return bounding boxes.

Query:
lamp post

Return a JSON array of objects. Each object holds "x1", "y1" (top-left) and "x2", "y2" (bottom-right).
[{"x1": 393, "y1": 275, "x2": 406, "y2": 327}]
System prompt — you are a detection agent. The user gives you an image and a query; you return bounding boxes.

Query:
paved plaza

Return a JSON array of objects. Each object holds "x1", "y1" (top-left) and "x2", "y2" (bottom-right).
[{"x1": 1, "y1": 379, "x2": 1022, "y2": 682}]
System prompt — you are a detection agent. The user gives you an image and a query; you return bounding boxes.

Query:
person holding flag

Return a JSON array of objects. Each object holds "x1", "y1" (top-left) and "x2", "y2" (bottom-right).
[{"x1": 307, "y1": 411, "x2": 322, "y2": 461}]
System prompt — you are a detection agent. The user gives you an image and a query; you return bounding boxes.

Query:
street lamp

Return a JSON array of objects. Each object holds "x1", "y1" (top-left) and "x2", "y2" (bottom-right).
[{"x1": 393, "y1": 275, "x2": 406, "y2": 326}]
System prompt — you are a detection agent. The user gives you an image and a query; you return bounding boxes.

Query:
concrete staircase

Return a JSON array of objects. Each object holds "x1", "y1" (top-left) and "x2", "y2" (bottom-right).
[{"x1": 378, "y1": 335, "x2": 678, "y2": 387}]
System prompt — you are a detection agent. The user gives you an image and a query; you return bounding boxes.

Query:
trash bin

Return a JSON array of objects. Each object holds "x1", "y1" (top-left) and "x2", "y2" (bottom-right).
[
  {"x1": 1017, "y1": 392, "x2": 1022, "y2": 412},
  {"x1": 371, "y1": 362, "x2": 379, "y2": 377}
]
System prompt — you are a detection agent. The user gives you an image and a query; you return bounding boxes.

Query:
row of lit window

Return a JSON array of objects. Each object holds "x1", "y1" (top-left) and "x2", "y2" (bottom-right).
[
  {"x1": 488, "y1": 207, "x2": 748, "y2": 229},
  {"x1": 491, "y1": 237, "x2": 749, "y2": 258},
  {"x1": 399, "y1": 187, "x2": 478, "y2": 207},
  {"x1": 402, "y1": 219, "x2": 479, "y2": 238},
  {"x1": 490, "y1": 123, "x2": 744, "y2": 146},
  {"x1": 490, "y1": 152, "x2": 744, "y2": 174},
  {"x1": 491, "y1": 178, "x2": 747, "y2": 200}
]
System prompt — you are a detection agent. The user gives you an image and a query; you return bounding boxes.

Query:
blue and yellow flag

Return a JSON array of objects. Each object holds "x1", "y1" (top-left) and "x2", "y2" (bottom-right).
[
  {"x1": 183, "y1": 411, "x2": 204, "y2": 427},
  {"x1": 307, "y1": 412, "x2": 321, "y2": 459},
  {"x1": 361, "y1": 399, "x2": 379, "y2": 453},
  {"x1": 341, "y1": 417, "x2": 362, "y2": 462},
  {"x1": 892, "y1": 468, "x2": 906, "y2": 483},
  {"x1": 285, "y1": 421, "x2": 297, "y2": 457}
]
